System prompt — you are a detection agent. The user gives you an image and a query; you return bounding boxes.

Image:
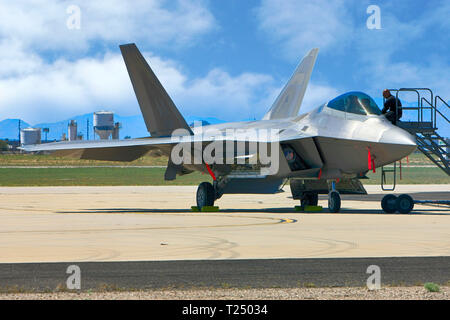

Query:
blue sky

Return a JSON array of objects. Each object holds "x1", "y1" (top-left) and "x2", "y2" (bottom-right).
[{"x1": 0, "y1": 0, "x2": 449, "y2": 124}]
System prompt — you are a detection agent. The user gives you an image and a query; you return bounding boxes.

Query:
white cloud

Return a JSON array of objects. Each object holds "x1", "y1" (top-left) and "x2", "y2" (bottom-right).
[
  {"x1": 0, "y1": 53, "x2": 132, "y2": 123},
  {"x1": 255, "y1": 0, "x2": 348, "y2": 110},
  {"x1": 0, "y1": 0, "x2": 245, "y2": 124},
  {"x1": 0, "y1": 39, "x2": 44, "y2": 77},
  {"x1": 0, "y1": 49, "x2": 279, "y2": 123},
  {"x1": 354, "y1": 6, "x2": 450, "y2": 99},
  {"x1": 177, "y1": 69, "x2": 275, "y2": 120},
  {"x1": 300, "y1": 83, "x2": 340, "y2": 114},
  {"x1": 256, "y1": 0, "x2": 354, "y2": 60},
  {"x1": 0, "y1": 0, "x2": 216, "y2": 53},
  {"x1": 256, "y1": 0, "x2": 450, "y2": 102}
]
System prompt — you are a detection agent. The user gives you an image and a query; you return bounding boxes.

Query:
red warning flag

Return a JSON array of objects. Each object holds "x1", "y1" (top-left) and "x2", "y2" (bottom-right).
[
  {"x1": 368, "y1": 147, "x2": 372, "y2": 170},
  {"x1": 205, "y1": 162, "x2": 216, "y2": 181}
]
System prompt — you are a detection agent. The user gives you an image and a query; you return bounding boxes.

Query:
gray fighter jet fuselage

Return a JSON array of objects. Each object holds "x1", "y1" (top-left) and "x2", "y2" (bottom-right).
[{"x1": 189, "y1": 95, "x2": 415, "y2": 178}]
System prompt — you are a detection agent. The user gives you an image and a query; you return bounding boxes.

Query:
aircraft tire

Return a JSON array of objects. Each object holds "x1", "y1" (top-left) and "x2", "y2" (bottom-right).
[
  {"x1": 381, "y1": 194, "x2": 397, "y2": 213},
  {"x1": 196, "y1": 182, "x2": 215, "y2": 209},
  {"x1": 301, "y1": 192, "x2": 319, "y2": 207},
  {"x1": 395, "y1": 194, "x2": 414, "y2": 214},
  {"x1": 328, "y1": 191, "x2": 341, "y2": 213}
]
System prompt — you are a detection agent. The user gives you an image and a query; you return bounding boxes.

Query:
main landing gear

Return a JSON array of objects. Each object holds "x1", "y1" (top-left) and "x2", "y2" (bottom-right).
[
  {"x1": 328, "y1": 180, "x2": 341, "y2": 213},
  {"x1": 300, "y1": 192, "x2": 319, "y2": 208},
  {"x1": 381, "y1": 194, "x2": 414, "y2": 214},
  {"x1": 196, "y1": 182, "x2": 215, "y2": 210}
]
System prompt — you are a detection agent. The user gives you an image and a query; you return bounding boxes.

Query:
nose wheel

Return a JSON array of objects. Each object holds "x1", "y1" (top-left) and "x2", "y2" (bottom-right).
[
  {"x1": 327, "y1": 181, "x2": 341, "y2": 213},
  {"x1": 328, "y1": 191, "x2": 341, "y2": 213}
]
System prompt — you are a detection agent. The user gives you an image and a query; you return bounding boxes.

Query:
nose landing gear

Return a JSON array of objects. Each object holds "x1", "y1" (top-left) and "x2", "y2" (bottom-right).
[
  {"x1": 328, "y1": 180, "x2": 341, "y2": 213},
  {"x1": 328, "y1": 191, "x2": 341, "y2": 213}
]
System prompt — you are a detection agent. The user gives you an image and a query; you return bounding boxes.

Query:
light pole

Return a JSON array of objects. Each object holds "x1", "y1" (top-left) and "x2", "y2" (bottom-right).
[{"x1": 43, "y1": 128, "x2": 49, "y2": 142}]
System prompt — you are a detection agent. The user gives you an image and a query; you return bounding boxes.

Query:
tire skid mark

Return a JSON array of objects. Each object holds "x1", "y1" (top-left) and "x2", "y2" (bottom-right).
[
  {"x1": 77, "y1": 247, "x2": 122, "y2": 262},
  {"x1": 295, "y1": 237, "x2": 358, "y2": 257},
  {"x1": 116, "y1": 232, "x2": 240, "y2": 261},
  {"x1": 0, "y1": 215, "x2": 297, "y2": 235}
]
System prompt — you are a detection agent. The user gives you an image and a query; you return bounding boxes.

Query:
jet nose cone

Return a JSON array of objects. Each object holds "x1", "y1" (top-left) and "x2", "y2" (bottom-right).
[
  {"x1": 380, "y1": 127, "x2": 417, "y2": 146},
  {"x1": 379, "y1": 127, "x2": 417, "y2": 161}
]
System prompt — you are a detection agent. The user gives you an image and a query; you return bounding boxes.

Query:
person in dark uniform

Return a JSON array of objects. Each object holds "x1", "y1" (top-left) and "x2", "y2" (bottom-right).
[{"x1": 382, "y1": 89, "x2": 402, "y2": 124}]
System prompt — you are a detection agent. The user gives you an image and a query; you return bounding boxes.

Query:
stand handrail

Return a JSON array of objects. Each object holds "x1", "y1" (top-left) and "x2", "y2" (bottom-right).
[{"x1": 435, "y1": 96, "x2": 450, "y2": 124}]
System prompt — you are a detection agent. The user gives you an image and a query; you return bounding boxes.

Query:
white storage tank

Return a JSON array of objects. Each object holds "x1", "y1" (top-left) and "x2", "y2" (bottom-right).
[
  {"x1": 20, "y1": 128, "x2": 41, "y2": 145},
  {"x1": 68, "y1": 120, "x2": 77, "y2": 141},
  {"x1": 94, "y1": 111, "x2": 114, "y2": 140}
]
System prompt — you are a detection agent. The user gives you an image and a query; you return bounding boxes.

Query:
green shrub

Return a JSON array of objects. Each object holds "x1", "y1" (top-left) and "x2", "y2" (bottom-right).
[
  {"x1": 424, "y1": 282, "x2": 440, "y2": 292},
  {"x1": 0, "y1": 140, "x2": 9, "y2": 151}
]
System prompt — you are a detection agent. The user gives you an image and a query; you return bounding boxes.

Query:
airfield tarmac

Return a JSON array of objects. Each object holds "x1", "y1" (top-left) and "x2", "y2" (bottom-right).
[{"x1": 0, "y1": 184, "x2": 449, "y2": 263}]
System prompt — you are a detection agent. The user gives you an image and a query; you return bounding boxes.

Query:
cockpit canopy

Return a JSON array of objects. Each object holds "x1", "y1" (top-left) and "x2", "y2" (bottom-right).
[{"x1": 326, "y1": 91, "x2": 381, "y2": 116}]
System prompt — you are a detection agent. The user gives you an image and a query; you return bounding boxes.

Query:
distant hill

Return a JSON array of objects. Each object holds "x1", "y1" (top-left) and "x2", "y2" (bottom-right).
[
  {"x1": 0, "y1": 114, "x2": 225, "y2": 141},
  {"x1": 0, "y1": 119, "x2": 31, "y2": 140}
]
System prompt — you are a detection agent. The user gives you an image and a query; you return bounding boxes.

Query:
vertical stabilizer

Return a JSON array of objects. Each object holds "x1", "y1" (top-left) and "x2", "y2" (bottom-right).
[
  {"x1": 120, "y1": 43, "x2": 193, "y2": 137},
  {"x1": 263, "y1": 48, "x2": 319, "y2": 120}
]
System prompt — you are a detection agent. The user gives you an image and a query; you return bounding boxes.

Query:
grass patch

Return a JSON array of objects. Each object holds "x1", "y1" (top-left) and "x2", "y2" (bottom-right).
[
  {"x1": 0, "y1": 167, "x2": 209, "y2": 186},
  {"x1": 220, "y1": 283, "x2": 232, "y2": 289},
  {"x1": 0, "y1": 166, "x2": 447, "y2": 186},
  {"x1": 363, "y1": 167, "x2": 450, "y2": 185},
  {"x1": 424, "y1": 282, "x2": 440, "y2": 292},
  {"x1": 0, "y1": 153, "x2": 169, "y2": 167},
  {"x1": 401, "y1": 152, "x2": 437, "y2": 166}
]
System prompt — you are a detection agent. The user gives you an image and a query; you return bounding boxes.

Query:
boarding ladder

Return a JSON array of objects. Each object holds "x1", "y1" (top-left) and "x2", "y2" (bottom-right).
[{"x1": 381, "y1": 88, "x2": 449, "y2": 191}]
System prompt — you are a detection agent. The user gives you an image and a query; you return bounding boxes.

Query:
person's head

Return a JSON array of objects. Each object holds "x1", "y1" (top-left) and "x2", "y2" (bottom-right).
[{"x1": 383, "y1": 89, "x2": 391, "y2": 98}]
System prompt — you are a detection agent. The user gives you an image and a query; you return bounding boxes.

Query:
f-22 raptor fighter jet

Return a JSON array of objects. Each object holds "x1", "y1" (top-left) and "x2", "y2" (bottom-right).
[{"x1": 23, "y1": 44, "x2": 417, "y2": 213}]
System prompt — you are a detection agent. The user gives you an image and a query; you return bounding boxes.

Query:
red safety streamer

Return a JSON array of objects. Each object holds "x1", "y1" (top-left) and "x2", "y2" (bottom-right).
[
  {"x1": 371, "y1": 158, "x2": 376, "y2": 173},
  {"x1": 318, "y1": 168, "x2": 322, "y2": 179},
  {"x1": 205, "y1": 162, "x2": 216, "y2": 181},
  {"x1": 367, "y1": 147, "x2": 372, "y2": 170}
]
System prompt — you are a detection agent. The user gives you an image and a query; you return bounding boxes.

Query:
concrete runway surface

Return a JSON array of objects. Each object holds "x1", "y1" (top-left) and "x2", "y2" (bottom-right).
[
  {"x1": 0, "y1": 185, "x2": 448, "y2": 263},
  {"x1": 1, "y1": 257, "x2": 449, "y2": 291}
]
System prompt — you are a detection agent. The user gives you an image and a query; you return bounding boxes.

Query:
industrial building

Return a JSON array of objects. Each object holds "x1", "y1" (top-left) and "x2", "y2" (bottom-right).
[
  {"x1": 94, "y1": 111, "x2": 120, "y2": 140},
  {"x1": 20, "y1": 127, "x2": 41, "y2": 146}
]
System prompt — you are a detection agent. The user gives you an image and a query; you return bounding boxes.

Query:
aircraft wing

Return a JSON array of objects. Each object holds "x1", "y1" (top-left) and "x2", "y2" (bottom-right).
[
  {"x1": 20, "y1": 137, "x2": 176, "y2": 161},
  {"x1": 20, "y1": 127, "x2": 312, "y2": 161}
]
